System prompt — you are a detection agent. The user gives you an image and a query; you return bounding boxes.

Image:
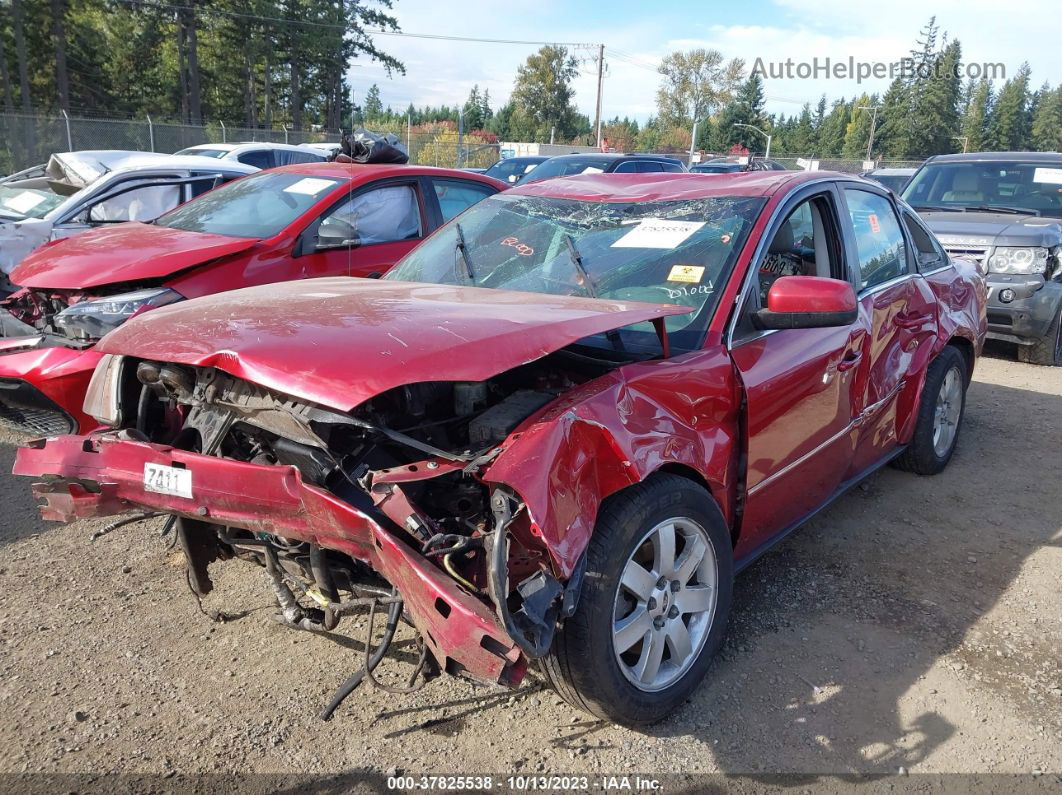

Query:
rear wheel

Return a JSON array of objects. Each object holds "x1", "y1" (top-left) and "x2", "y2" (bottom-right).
[
  {"x1": 893, "y1": 346, "x2": 968, "y2": 475},
  {"x1": 541, "y1": 474, "x2": 733, "y2": 725},
  {"x1": 1016, "y1": 307, "x2": 1062, "y2": 366}
]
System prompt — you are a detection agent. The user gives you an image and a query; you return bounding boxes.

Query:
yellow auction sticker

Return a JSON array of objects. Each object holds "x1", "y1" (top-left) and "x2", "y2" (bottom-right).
[{"x1": 667, "y1": 265, "x2": 705, "y2": 283}]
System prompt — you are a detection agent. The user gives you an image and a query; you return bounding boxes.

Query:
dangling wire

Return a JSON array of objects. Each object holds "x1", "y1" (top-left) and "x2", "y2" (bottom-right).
[{"x1": 362, "y1": 597, "x2": 430, "y2": 694}]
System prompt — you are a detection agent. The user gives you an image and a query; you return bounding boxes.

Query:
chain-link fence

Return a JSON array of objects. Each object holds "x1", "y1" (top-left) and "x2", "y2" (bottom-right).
[
  {"x1": 0, "y1": 112, "x2": 499, "y2": 175},
  {"x1": 771, "y1": 155, "x2": 924, "y2": 173}
]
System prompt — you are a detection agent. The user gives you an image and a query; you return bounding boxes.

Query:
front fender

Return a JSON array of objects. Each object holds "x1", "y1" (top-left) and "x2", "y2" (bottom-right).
[{"x1": 483, "y1": 348, "x2": 740, "y2": 578}]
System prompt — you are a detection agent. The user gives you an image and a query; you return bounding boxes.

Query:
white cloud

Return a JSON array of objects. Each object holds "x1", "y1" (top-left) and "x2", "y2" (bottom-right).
[{"x1": 348, "y1": 0, "x2": 1061, "y2": 124}]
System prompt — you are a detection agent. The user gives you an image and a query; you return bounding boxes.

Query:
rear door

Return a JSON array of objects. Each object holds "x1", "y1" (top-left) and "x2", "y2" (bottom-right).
[
  {"x1": 837, "y1": 185, "x2": 939, "y2": 477},
  {"x1": 729, "y1": 183, "x2": 863, "y2": 561},
  {"x1": 297, "y1": 176, "x2": 428, "y2": 279}
]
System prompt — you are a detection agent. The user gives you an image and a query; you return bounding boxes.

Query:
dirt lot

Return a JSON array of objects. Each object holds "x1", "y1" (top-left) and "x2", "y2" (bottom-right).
[{"x1": 0, "y1": 349, "x2": 1059, "y2": 784}]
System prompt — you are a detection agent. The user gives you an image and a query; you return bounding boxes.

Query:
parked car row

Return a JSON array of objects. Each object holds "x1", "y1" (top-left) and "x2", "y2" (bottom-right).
[{"x1": 8, "y1": 151, "x2": 990, "y2": 725}]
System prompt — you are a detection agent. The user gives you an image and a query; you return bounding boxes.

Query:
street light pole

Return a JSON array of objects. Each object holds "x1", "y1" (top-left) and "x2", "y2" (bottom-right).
[{"x1": 733, "y1": 123, "x2": 772, "y2": 160}]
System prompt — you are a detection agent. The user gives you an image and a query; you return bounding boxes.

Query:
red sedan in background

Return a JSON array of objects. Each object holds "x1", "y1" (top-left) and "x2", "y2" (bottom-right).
[
  {"x1": 0, "y1": 164, "x2": 504, "y2": 434},
  {"x1": 14, "y1": 170, "x2": 985, "y2": 725}
]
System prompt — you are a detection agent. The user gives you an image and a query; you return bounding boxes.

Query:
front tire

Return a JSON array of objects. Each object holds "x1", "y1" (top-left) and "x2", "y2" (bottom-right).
[
  {"x1": 893, "y1": 346, "x2": 968, "y2": 475},
  {"x1": 1016, "y1": 307, "x2": 1062, "y2": 366},
  {"x1": 541, "y1": 473, "x2": 733, "y2": 726}
]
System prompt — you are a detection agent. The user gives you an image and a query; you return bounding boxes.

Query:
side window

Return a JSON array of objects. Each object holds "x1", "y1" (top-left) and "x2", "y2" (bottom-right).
[
  {"x1": 318, "y1": 184, "x2": 421, "y2": 246},
  {"x1": 188, "y1": 173, "x2": 238, "y2": 199},
  {"x1": 237, "y1": 150, "x2": 273, "y2": 169},
  {"x1": 843, "y1": 188, "x2": 908, "y2": 290},
  {"x1": 903, "y1": 211, "x2": 947, "y2": 271},
  {"x1": 733, "y1": 193, "x2": 842, "y2": 341},
  {"x1": 612, "y1": 161, "x2": 639, "y2": 173},
  {"x1": 755, "y1": 198, "x2": 832, "y2": 302},
  {"x1": 432, "y1": 180, "x2": 496, "y2": 222},
  {"x1": 635, "y1": 161, "x2": 664, "y2": 173},
  {"x1": 87, "y1": 183, "x2": 182, "y2": 223},
  {"x1": 659, "y1": 161, "x2": 685, "y2": 173}
]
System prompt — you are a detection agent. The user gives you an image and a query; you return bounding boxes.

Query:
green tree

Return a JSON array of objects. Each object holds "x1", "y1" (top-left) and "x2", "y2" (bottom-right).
[
  {"x1": 842, "y1": 94, "x2": 876, "y2": 159},
  {"x1": 462, "y1": 84, "x2": 488, "y2": 130},
  {"x1": 816, "y1": 99, "x2": 851, "y2": 156},
  {"x1": 714, "y1": 74, "x2": 768, "y2": 152},
  {"x1": 510, "y1": 45, "x2": 581, "y2": 141},
  {"x1": 655, "y1": 48, "x2": 744, "y2": 127},
  {"x1": 986, "y1": 63, "x2": 1031, "y2": 150},
  {"x1": 363, "y1": 83, "x2": 383, "y2": 118},
  {"x1": 1030, "y1": 85, "x2": 1062, "y2": 152},
  {"x1": 960, "y1": 78, "x2": 992, "y2": 152}
]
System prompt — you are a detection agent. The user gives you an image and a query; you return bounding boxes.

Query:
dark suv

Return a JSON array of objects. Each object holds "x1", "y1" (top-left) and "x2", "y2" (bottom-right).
[
  {"x1": 903, "y1": 152, "x2": 1062, "y2": 365},
  {"x1": 516, "y1": 153, "x2": 686, "y2": 185}
]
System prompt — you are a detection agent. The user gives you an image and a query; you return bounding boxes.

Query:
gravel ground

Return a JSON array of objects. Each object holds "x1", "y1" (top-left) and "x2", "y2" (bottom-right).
[{"x1": 0, "y1": 349, "x2": 1059, "y2": 784}]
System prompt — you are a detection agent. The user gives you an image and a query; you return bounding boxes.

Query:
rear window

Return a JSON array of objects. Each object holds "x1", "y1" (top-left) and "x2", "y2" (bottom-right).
[{"x1": 518, "y1": 157, "x2": 614, "y2": 184}]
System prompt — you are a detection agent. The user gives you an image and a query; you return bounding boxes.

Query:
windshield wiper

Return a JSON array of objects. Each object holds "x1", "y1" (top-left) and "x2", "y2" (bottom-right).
[
  {"x1": 453, "y1": 222, "x2": 475, "y2": 281},
  {"x1": 563, "y1": 234, "x2": 597, "y2": 298},
  {"x1": 963, "y1": 205, "x2": 1039, "y2": 216}
]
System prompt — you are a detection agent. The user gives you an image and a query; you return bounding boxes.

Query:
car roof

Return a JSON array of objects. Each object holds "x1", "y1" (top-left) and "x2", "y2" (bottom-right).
[
  {"x1": 264, "y1": 161, "x2": 507, "y2": 187},
  {"x1": 182, "y1": 142, "x2": 314, "y2": 153},
  {"x1": 508, "y1": 170, "x2": 825, "y2": 202},
  {"x1": 927, "y1": 151, "x2": 1062, "y2": 164},
  {"x1": 540, "y1": 152, "x2": 682, "y2": 164},
  {"x1": 52, "y1": 150, "x2": 257, "y2": 176}
]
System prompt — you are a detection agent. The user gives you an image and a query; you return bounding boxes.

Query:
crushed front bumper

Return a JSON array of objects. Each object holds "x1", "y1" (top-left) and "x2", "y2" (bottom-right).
[
  {"x1": 985, "y1": 275, "x2": 1062, "y2": 345},
  {"x1": 14, "y1": 433, "x2": 525, "y2": 686},
  {"x1": 0, "y1": 340, "x2": 100, "y2": 434}
]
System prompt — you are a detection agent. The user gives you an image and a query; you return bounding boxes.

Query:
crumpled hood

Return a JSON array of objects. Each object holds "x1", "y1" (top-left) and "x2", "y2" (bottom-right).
[
  {"x1": 0, "y1": 218, "x2": 55, "y2": 277},
  {"x1": 96, "y1": 277, "x2": 692, "y2": 411},
  {"x1": 919, "y1": 210, "x2": 1062, "y2": 248},
  {"x1": 11, "y1": 223, "x2": 259, "y2": 290}
]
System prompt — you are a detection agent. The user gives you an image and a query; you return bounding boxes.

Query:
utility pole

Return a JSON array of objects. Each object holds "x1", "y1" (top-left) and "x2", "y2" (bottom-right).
[
  {"x1": 953, "y1": 135, "x2": 969, "y2": 153},
  {"x1": 594, "y1": 44, "x2": 605, "y2": 150},
  {"x1": 857, "y1": 104, "x2": 882, "y2": 161},
  {"x1": 458, "y1": 105, "x2": 464, "y2": 167}
]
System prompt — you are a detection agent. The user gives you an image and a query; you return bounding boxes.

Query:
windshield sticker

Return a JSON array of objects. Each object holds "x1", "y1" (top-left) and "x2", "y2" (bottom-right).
[
  {"x1": 501, "y1": 236, "x2": 534, "y2": 256},
  {"x1": 868, "y1": 213, "x2": 881, "y2": 234},
  {"x1": 611, "y1": 219, "x2": 705, "y2": 249},
  {"x1": 283, "y1": 177, "x2": 336, "y2": 196},
  {"x1": 3, "y1": 191, "x2": 47, "y2": 214},
  {"x1": 1032, "y1": 167, "x2": 1062, "y2": 185},
  {"x1": 666, "y1": 264, "x2": 705, "y2": 284}
]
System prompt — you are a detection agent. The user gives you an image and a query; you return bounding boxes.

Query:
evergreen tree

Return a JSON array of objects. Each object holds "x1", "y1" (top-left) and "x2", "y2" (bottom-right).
[
  {"x1": 1030, "y1": 85, "x2": 1062, "y2": 152},
  {"x1": 986, "y1": 63, "x2": 1031, "y2": 151},
  {"x1": 960, "y1": 79, "x2": 992, "y2": 152},
  {"x1": 842, "y1": 94, "x2": 876, "y2": 159},
  {"x1": 363, "y1": 83, "x2": 383, "y2": 119},
  {"x1": 816, "y1": 99, "x2": 851, "y2": 156}
]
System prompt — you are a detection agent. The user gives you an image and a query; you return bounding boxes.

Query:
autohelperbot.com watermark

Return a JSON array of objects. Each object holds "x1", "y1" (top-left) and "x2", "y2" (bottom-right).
[{"x1": 752, "y1": 56, "x2": 1006, "y2": 84}]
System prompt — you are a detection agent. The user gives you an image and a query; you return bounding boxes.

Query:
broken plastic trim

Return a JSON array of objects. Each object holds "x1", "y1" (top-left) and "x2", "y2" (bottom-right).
[{"x1": 487, "y1": 488, "x2": 581, "y2": 659}]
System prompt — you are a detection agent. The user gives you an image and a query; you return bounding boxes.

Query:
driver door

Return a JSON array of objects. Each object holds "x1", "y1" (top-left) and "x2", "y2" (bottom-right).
[
  {"x1": 298, "y1": 179, "x2": 427, "y2": 279},
  {"x1": 729, "y1": 185, "x2": 864, "y2": 562}
]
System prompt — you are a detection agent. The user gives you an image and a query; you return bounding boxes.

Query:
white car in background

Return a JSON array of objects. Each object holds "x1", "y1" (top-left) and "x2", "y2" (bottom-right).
[
  {"x1": 298, "y1": 141, "x2": 342, "y2": 159},
  {"x1": 174, "y1": 142, "x2": 327, "y2": 169},
  {"x1": 0, "y1": 150, "x2": 255, "y2": 292}
]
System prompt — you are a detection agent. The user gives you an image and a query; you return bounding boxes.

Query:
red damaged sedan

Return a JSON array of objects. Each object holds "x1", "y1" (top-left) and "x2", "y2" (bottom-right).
[
  {"x1": 0, "y1": 163, "x2": 503, "y2": 434},
  {"x1": 14, "y1": 171, "x2": 985, "y2": 725}
]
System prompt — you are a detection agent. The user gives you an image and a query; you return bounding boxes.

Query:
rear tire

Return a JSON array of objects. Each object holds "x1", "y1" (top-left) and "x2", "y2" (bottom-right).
[
  {"x1": 541, "y1": 473, "x2": 733, "y2": 726},
  {"x1": 1016, "y1": 308, "x2": 1062, "y2": 366},
  {"x1": 893, "y1": 346, "x2": 968, "y2": 475}
]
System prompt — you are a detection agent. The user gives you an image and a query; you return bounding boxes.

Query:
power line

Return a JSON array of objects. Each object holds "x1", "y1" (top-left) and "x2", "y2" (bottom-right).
[{"x1": 113, "y1": 0, "x2": 592, "y2": 46}]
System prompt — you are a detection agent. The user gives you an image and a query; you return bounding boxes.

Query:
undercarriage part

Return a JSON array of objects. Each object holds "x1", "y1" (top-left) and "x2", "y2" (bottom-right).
[
  {"x1": 177, "y1": 517, "x2": 224, "y2": 597},
  {"x1": 89, "y1": 511, "x2": 164, "y2": 541},
  {"x1": 318, "y1": 590, "x2": 404, "y2": 722}
]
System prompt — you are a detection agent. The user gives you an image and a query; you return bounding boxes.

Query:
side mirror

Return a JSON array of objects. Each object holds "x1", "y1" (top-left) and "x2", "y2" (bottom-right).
[{"x1": 754, "y1": 276, "x2": 857, "y2": 330}]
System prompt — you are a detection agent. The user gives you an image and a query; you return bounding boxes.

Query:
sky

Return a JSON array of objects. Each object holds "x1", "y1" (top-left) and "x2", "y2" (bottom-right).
[{"x1": 347, "y1": 0, "x2": 1062, "y2": 124}]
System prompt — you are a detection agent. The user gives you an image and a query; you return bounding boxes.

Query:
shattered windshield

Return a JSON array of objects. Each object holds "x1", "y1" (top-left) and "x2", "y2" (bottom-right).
[{"x1": 386, "y1": 193, "x2": 764, "y2": 352}]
